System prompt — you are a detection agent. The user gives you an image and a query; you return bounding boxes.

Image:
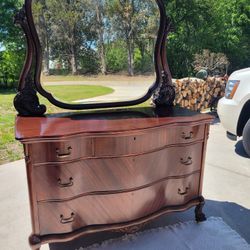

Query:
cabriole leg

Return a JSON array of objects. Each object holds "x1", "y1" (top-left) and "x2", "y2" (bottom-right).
[
  {"x1": 195, "y1": 196, "x2": 207, "y2": 222},
  {"x1": 29, "y1": 234, "x2": 42, "y2": 250}
]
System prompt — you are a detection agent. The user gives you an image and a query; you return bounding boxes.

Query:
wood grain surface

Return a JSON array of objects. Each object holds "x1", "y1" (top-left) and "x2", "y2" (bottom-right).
[
  {"x1": 15, "y1": 107, "x2": 213, "y2": 141},
  {"x1": 16, "y1": 107, "x2": 213, "y2": 250},
  {"x1": 34, "y1": 143, "x2": 203, "y2": 201},
  {"x1": 38, "y1": 173, "x2": 200, "y2": 235}
]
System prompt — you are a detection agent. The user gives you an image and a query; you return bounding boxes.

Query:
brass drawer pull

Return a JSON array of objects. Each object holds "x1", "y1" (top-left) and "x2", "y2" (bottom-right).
[
  {"x1": 178, "y1": 186, "x2": 190, "y2": 196},
  {"x1": 60, "y1": 212, "x2": 75, "y2": 224},
  {"x1": 181, "y1": 132, "x2": 194, "y2": 140},
  {"x1": 57, "y1": 177, "x2": 74, "y2": 188},
  {"x1": 180, "y1": 156, "x2": 193, "y2": 165},
  {"x1": 56, "y1": 146, "x2": 72, "y2": 159}
]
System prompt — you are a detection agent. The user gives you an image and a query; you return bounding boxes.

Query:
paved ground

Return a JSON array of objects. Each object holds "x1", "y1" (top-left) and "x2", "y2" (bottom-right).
[
  {"x1": 0, "y1": 118, "x2": 249, "y2": 250},
  {"x1": 74, "y1": 82, "x2": 153, "y2": 103}
]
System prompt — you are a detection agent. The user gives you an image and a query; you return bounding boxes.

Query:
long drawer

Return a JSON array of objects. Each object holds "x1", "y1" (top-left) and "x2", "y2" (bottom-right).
[
  {"x1": 38, "y1": 173, "x2": 200, "y2": 235},
  {"x1": 34, "y1": 143, "x2": 203, "y2": 201},
  {"x1": 29, "y1": 125, "x2": 205, "y2": 164},
  {"x1": 94, "y1": 125, "x2": 204, "y2": 157}
]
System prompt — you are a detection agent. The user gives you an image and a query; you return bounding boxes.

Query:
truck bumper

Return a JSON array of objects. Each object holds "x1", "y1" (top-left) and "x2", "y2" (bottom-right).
[{"x1": 217, "y1": 97, "x2": 240, "y2": 135}]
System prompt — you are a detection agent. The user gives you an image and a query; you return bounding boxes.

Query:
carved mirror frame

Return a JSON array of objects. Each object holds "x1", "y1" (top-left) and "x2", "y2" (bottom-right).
[{"x1": 14, "y1": 0, "x2": 175, "y2": 116}]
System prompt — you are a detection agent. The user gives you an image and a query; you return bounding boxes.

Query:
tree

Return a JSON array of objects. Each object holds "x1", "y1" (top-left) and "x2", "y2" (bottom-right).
[
  {"x1": 32, "y1": 0, "x2": 101, "y2": 75},
  {"x1": 49, "y1": 0, "x2": 84, "y2": 74},
  {"x1": 165, "y1": 0, "x2": 249, "y2": 78},
  {"x1": 0, "y1": 0, "x2": 23, "y2": 47},
  {"x1": 107, "y1": 0, "x2": 158, "y2": 76},
  {"x1": 193, "y1": 49, "x2": 229, "y2": 76},
  {"x1": 94, "y1": 0, "x2": 107, "y2": 74},
  {"x1": 165, "y1": 0, "x2": 218, "y2": 78},
  {"x1": 0, "y1": 0, "x2": 25, "y2": 88},
  {"x1": 2, "y1": 0, "x2": 249, "y2": 83},
  {"x1": 32, "y1": 0, "x2": 50, "y2": 75},
  {"x1": 20, "y1": 0, "x2": 162, "y2": 77},
  {"x1": 210, "y1": 0, "x2": 250, "y2": 72},
  {"x1": 133, "y1": 1, "x2": 159, "y2": 73},
  {"x1": 107, "y1": 0, "x2": 137, "y2": 76},
  {"x1": 0, "y1": 49, "x2": 24, "y2": 88}
]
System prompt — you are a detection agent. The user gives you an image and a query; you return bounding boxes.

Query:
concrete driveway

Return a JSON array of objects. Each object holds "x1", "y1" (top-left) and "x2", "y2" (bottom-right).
[{"x1": 0, "y1": 117, "x2": 249, "y2": 250}]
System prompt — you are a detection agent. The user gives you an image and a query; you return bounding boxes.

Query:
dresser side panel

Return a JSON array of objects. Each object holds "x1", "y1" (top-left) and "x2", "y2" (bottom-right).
[{"x1": 23, "y1": 144, "x2": 40, "y2": 234}]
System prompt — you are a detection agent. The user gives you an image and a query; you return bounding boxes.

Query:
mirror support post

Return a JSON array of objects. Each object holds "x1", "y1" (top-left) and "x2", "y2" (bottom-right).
[
  {"x1": 13, "y1": 5, "x2": 46, "y2": 116},
  {"x1": 152, "y1": 14, "x2": 176, "y2": 107}
]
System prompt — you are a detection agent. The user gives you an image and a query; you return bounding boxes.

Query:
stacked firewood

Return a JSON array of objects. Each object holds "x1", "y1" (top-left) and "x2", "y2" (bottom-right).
[{"x1": 173, "y1": 77, "x2": 227, "y2": 111}]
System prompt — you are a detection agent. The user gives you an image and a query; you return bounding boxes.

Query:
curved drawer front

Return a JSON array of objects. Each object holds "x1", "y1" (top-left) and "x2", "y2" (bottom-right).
[
  {"x1": 94, "y1": 124, "x2": 204, "y2": 157},
  {"x1": 38, "y1": 173, "x2": 200, "y2": 235},
  {"x1": 29, "y1": 124, "x2": 205, "y2": 163},
  {"x1": 34, "y1": 143, "x2": 203, "y2": 201},
  {"x1": 29, "y1": 137, "x2": 92, "y2": 164}
]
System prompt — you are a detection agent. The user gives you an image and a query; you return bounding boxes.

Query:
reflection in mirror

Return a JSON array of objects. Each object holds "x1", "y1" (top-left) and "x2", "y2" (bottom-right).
[{"x1": 32, "y1": 0, "x2": 159, "y2": 104}]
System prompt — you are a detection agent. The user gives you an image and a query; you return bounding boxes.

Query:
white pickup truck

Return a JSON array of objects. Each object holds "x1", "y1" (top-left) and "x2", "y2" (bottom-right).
[{"x1": 217, "y1": 68, "x2": 250, "y2": 156}]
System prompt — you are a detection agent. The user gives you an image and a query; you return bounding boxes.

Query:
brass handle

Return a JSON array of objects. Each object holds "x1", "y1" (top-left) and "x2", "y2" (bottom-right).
[
  {"x1": 181, "y1": 132, "x2": 194, "y2": 140},
  {"x1": 178, "y1": 186, "x2": 190, "y2": 196},
  {"x1": 180, "y1": 156, "x2": 193, "y2": 165},
  {"x1": 57, "y1": 177, "x2": 73, "y2": 188},
  {"x1": 60, "y1": 212, "x2": 75, "y2": 224},
  {"x1": 56, "y1": 146, "x2": 72, "y2": 159}
]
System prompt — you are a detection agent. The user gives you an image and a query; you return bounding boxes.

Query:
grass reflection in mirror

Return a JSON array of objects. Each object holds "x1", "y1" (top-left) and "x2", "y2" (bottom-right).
[{"x1": 44, "y1": 85, "x2": 114, "y2": 103}]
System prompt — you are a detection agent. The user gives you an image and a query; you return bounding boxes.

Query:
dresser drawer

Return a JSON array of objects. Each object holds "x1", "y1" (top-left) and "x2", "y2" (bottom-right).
[
  {"x1": 174, "y1": 124, "x2": 205, "y2": 144},
  {"x1": 34, "y1": 143, "x2": 203, "y2": 201},
  {"x1": 38, "y1": 173, "x2": 200, "y2": 235},
  {"x1": 94, "y1": 127, "x2": 167, "y2": 157},
  {"x1": 94, "y1": 125, "x2": 205, "y2": 157},
  {"x1": 28, "y1": 125, "x2": 205, "y2": 163},
  {"x1": 28, "y1": 137, "x2": 93, "y2": 163}
]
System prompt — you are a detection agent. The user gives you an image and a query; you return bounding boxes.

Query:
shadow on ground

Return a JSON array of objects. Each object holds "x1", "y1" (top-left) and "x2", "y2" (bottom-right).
[
  {"x1": 205, "y1": 111, "x2": 220, "y2": 125},
  {"x1": 235, "y1": 140, "x2": 250, "y2": 159},
  {"x1": 49, "y1": 200, "x2": 250, "y2": 250}
]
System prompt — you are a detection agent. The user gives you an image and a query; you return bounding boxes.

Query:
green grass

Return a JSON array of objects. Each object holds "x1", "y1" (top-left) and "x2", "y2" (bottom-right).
[
  {"x1": 44, "y1": 85, "x2": 113, "y2": 103},
  {"x1": 0, "y1": 85, "x2": 113, "y2": 165},
  {"x1": 0, "y1": 90, "x2": 20, "y2": 164}
]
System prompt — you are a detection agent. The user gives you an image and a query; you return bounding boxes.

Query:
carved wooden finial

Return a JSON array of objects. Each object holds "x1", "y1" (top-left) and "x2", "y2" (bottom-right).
[
  {"x1": 152, "y1": 71, "x2": 175, "y2": 107},
  {"x1": 14, "y1": 73, "x2": 47, "y2": 116}
]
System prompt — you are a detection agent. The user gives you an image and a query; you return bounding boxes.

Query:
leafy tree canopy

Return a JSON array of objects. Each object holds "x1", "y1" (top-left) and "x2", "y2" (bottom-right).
[{"x1": 0, "y1": 0, "x2": 249, "y2": 88}]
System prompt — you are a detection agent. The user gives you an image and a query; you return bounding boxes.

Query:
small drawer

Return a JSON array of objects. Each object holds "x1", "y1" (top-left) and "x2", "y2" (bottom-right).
[
  {"x1": 28, "y1": 137, "x2": 92, "y2": 164},
  {"x1": 37, "y1": 173, "x2": 200, "y2": 235},
  {"x1": 34, "y1": 143, "x2": 202, "y2": 201}
]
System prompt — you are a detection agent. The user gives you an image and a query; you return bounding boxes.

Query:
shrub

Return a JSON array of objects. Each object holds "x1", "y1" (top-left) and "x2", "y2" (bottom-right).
[
  {"x1": 0, "y1": 49, "x2": 25, "y2": 89},
  {"x1": 78, "y1": 48, "x2": 100, "y2": 74},
  {"x1": 106, "y1": 41, "x2": 127, "y2": 73},
  {"x1": 134, "y1": 48, "x2": 154, "y2": 74}
]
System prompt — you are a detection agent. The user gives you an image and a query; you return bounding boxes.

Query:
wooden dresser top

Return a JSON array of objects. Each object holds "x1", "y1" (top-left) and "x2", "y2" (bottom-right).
[{"x1": 15, "y1": 107, "x2": 213, "y2": 140}]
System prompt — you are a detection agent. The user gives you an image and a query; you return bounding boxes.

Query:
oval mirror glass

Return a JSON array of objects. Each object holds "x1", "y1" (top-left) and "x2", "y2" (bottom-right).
[{"x1": 31, "y1": 0, "x2": 160, "y2": 106}]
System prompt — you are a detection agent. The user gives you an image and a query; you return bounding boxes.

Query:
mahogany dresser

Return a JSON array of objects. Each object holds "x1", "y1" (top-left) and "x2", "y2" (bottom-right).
[{"x1": 15, "y1": 107, "x2": 213, "y2": 250}]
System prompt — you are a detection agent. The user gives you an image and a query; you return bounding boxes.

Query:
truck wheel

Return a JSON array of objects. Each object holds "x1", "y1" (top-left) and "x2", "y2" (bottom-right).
[{"x1": 243, "y1": 119, "x2": 250, "y2": 157}]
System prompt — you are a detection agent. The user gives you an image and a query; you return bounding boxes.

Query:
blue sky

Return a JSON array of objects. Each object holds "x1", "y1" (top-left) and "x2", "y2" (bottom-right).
[{"x1": 0, "y1": 43, "x2": 5, "y2": 52}]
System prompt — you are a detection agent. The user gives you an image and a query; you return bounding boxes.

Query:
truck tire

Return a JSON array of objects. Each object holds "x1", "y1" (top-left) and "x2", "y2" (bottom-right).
[{"x1": 243, "y1": 119, "x2": 250, "y2": 157}]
